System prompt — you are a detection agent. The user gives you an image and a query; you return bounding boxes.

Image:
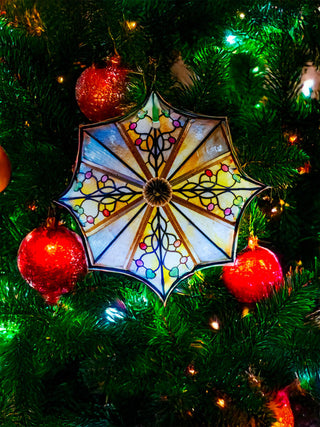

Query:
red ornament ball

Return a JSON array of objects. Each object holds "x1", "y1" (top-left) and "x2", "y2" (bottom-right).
[
  {"x1": 222, "y1": 240, "x2": 283, "y2": 303},
  {"x1": 269, "y1": 389, "x2": 294, "y2": 426},
  {"x1": 75, "y1": 55, "x2": 128, "y2": 122},
  {"x1": 0, "y1": 145, "x2": 11, "y2": 192},
  {"x1": 17, "y1": 224, "x2": 87, "y2": 304}
]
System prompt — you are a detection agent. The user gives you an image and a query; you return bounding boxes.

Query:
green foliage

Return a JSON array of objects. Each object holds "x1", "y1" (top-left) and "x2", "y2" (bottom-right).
[{"x1": 0, "y1": 0, "x2": 320, "y2": 425}]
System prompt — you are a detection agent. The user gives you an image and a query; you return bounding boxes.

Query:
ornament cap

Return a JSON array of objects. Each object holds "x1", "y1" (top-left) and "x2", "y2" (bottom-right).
[
  {"x1": 46, "y1": 216, "x2": 58, "y2": 229},
  {"x1": 248, "y1": 235, "x2": 259, "y2": 250}
]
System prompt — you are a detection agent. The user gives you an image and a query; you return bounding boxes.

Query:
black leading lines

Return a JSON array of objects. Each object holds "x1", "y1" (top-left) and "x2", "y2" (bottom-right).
[
  {"x1": 167, "y1": 120, "x2": 223, "y2": 182},
  {"x1": 84, "y1": 130, "x2": 147, "y2": 183},
  {"x1": 170, "y1": 201, "x2": 231, "y2": 260}
]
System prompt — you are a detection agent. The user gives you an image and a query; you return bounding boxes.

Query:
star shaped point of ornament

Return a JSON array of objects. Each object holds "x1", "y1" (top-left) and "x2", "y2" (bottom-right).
[{"x1": 57, "y1": 92, "x2": 267, "y2": 302}]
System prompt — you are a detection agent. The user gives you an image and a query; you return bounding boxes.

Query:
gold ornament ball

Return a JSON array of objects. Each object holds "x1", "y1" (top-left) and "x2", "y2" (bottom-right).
[{"x1": 0, "y1": 146, "x2": 11, "y2": 192}]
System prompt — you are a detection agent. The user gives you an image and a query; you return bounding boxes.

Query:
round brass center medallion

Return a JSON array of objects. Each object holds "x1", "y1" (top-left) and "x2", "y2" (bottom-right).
[{"x1": 143, "y1": 177, "x2": 172, "y2": 207}]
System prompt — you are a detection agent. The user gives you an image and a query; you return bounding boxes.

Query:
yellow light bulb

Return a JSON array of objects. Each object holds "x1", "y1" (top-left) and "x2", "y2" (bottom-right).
[
  {"x1": 188, "y1": 366, "x2": 196, "y2": 375},
  {"x1": 289, "y1": 134, "x2": 298, "y2": 144},
  {"x1": 210, "y1": 320, "x2": 220, "y2": 330},
  {"x1": 242, "y1": 307, "x2": 250, "y2": 317},
  {"x1": 126, "y1": 21, "x2": 137, "y2": 30},
  {"x1": 217, "y1": 398, "x2": 225, "y2": 408}
]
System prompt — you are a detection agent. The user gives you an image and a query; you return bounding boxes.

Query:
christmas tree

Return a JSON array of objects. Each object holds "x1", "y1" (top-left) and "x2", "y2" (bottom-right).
[{"x1": 1, "y1": 1, "x2": 320, "y2": 425}]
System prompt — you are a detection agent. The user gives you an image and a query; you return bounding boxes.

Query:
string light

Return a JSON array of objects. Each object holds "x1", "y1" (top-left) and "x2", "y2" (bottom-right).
[
  {"x1": 27, "y1": 201, "x2": 37, "y2": 211},
  {"x1": 0, "y1": 319, "x2": 18, "y2": 340},
  {"x1": 186, "y1": 364, "x2": 197, "y2": 376},
  {"x1": 226, "y1": 34, "x2": 237, "y2": 45},
  {"x1": 242, "y1": 307, "x2": 250, "y2": 317},
  {"x1": 210, "y1": 318, "x2": 220, "y2": 330},
  {"x1": 217, "y1": 398, "x2": 225, "y2": 408},
  {"x1": 288, "y1": 134, "x2": 298, "y2": 144},
  {"x1": 298, "y1": 161, "x2": 311, "y2": 174},
  {"x1": 186, "y1": 409, "x2": 195, "y2": 417},
  {"x1": 57, "y1": 76, "x2": 64, "y2": 84},
  {"x1": 302, "y1": 79, "x2": 314, "y2": 97},
  {"x1": 104, "y1": 300, "x2": 127, "y2": 323},
  {"x1": 252, "y1": 66, "x2": 259, "y2": 73},
  {"x1": 239, "y1": 12, "x2": 245, "y2": 19},
  {"x1": 126, "y1": 21, "x2": 137, "y2": 30}
]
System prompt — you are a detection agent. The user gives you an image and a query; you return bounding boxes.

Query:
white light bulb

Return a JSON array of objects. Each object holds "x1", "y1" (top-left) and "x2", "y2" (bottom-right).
[
  {"x1": 105, "y1": 306, "x2": 125, "y2": 322},
  {"x1": 226, "y1": 35, "x2": 237, "y2": 45},
  {"x1": 302, "y1": 79, "x2": 314, "y2": 97},
  {"x1": 210, "y1": 320, "x2": 220, "y2": 330}
]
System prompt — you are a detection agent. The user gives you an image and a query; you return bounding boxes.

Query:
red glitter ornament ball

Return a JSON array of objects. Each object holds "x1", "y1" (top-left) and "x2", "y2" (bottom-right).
[
  {"x1": 17, "y1": 224, "x2": 87, "y2": 304},
  {"x1": 75, "y1": 55, "x2": 128, "y2": 122},
  {"x1": 222, "y1": 238, "x2": 283, "y2": 303},
  {"x1": 0, "y1": 145, "x2": 11, "y2": 192},
  {"x1": 269, "y1": 389, "x2": 294, "y2": 426}
]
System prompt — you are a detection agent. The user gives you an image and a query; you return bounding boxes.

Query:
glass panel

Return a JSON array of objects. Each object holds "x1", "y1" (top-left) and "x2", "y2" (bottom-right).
[
  {"x1": 59, "y1": 164, "x2": 143, "y2": 231},
  {"x1": 168, "y1": 125, "x2": 230, "y2": 182},
  {"x1": 88, "y1": 203, "x2": 147, "y2": 266},
  {"x1": 122, "y1": 93, "x2": 188, "y2": 177},
  {"x1": 170, "y1": 202, "x2": 235, "y2": 260},
  {"x1": 82, "y1": 130, "x2": 146, "y2": 184},
  {"x1": 172, "y1": 154, "x2": 263, "y2": 222},
  {"x1": 128, "y1": 207, "x2": 194, "y2": 298}
]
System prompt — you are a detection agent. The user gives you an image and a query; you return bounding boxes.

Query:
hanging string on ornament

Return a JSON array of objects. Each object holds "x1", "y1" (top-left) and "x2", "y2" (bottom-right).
[
  {"x1": 222, "y1": 236, "x2": 284, "y2": 303},
  {"x1": 17, "y1": 216, "x2": 87, "y2": 304}
]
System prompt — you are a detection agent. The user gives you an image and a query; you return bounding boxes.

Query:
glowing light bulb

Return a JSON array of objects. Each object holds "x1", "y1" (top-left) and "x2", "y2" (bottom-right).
[
  {"x1": 239, "y1": 12, "x2": 245, "y2": 19},
  {"x1": 57, "y1": 76, "x2": 64, "y2": 84},
  {"x1": 252, "y1": 66, "x2": 259, "y2": 73},
  {"x1": 104, "y1": 300, "x2": 127, "y2": 323},
  {"x1": 28, "y1": 202, "x2": 37, "y2": 211},
  {"x1": 210, "y1": 319, "x2": 220, "y2": 330},
  {"x1": 242, "y1": 307, "x2": 250, "y2": 317},
  {"x1": 217, "y1": 398, "x2": 225, "y2": 408},
  {"x1": 126, "y1": 21, "x2": 137, "y2": 30},
  {"x1": 226, "y1": 35, "x2": 237, "y2": 45},
  {"x1": 187, "y1": 364, "x2": 197, "y2": 375},
  {"x1": 289, "y1": 134, "x2": 298, "y2": 144},
  {"x1": 302, "y1": 79, "x2": 314, "y2": 97},
  {"x1": 105, "y1": 307, "x2": 125, "y2": 322}
]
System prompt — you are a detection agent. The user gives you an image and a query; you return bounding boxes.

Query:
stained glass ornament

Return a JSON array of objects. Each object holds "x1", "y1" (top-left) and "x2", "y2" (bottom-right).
[
  {"x1": 57, "y1": 92, "x2": 266, "y2": 302},
  {"x1": 17, "y1": 223, "x2": 88, "y2": 304},
  {"x1": 222, "y1": 238, "x2": 283, "y2": 303}
]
